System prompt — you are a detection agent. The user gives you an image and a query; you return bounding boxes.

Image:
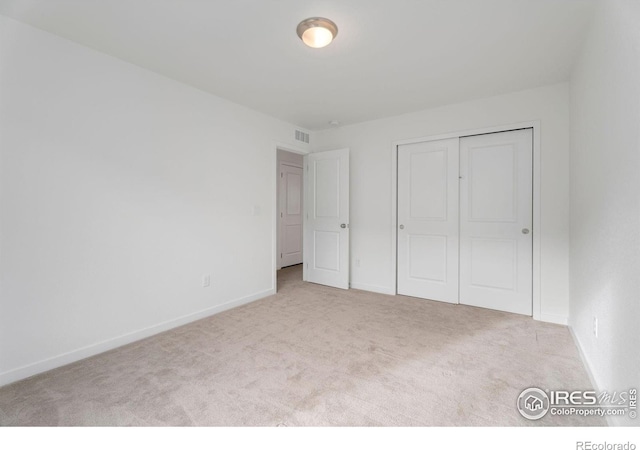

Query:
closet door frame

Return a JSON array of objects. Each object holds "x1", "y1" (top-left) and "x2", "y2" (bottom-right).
[{"x1": 390, "y1": 121, "x2": 542, "y2": 321}]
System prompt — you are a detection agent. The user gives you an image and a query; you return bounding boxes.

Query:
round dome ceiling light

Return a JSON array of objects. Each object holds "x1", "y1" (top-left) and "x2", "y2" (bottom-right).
[{"x1": 296, "y1": 17, "x2": 338, "y2": 49}]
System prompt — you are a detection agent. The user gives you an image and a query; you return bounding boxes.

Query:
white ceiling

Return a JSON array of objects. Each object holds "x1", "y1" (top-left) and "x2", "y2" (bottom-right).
[{"x1": 0, "y1": 0, "x2": 596, "y2": 130}]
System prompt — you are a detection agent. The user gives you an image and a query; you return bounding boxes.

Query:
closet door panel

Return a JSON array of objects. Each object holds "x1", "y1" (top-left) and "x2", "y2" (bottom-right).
[
  {"x1": 397, "y1": 138, "x2": 459, "y2": 303},
  {"x1": 459, "y1": 129, "x2": 533, "y2": 315}
]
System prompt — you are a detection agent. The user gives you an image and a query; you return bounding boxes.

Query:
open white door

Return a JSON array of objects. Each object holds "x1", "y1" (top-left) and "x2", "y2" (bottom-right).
[{"x1": 304, "y1": 148, "x2": 350, "y2": 289}]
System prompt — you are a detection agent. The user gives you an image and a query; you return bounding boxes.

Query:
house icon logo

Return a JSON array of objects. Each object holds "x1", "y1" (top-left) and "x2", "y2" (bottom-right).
[
  {"x1": 525, "y1": 395, "x2": 544, "y2": 411},
  {"x1": 517, "y1": 388, "x2": 550, "y2": 420}
]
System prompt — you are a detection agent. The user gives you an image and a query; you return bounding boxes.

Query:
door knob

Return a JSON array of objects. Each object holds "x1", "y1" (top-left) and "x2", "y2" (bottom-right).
[
  {"x1": 340, "y1": 223, "x2": 347, "y2": 229},
  {"x1": 399, "y1": 224, "x2": 405, "y2": 230},
  {"x1": 522, "y1": 228, "x2": 530, "y2": 234}
]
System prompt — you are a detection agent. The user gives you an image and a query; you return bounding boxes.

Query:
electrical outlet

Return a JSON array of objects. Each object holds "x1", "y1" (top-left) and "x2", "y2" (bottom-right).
[
  {"x1": 593, "y1": 316, "x2": 598, "y2": 338},
  {"x1": 202, "y1": 274, "x2": 211, "y2": 288}
]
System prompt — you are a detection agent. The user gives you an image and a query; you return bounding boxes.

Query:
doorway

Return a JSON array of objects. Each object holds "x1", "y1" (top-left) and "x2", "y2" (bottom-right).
[
  {"x1": 274, "y1": 146, "x2": 350, "y2": 293},
  {"x1": 277, "y1": 149, "x2": 304, "y2": 275},
  {"x1": 396, "y1": 128, "x2": 534, "y2": 316}
]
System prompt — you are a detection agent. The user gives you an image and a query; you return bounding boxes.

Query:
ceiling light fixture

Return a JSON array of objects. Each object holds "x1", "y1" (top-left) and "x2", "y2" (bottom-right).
[{"x1": 296, "y1": 17, "x2": 338, "y2": 49}]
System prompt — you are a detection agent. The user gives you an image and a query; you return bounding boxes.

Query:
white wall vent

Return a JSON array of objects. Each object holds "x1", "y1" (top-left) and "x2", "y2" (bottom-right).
[{"x1": 295, "y1": 130, "x2": 310, "y2": 144}]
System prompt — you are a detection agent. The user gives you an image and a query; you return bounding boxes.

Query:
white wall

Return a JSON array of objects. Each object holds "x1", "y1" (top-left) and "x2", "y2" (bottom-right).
[
  {"x1": 313, "y1": 83, "x2": 571, "y2": 323},
  {"x1": 569, "y1": 0, "x2": 640, "y2": 426},
  {"x1": 0, "y1": 15, "x2": 308, "y2": 385}
]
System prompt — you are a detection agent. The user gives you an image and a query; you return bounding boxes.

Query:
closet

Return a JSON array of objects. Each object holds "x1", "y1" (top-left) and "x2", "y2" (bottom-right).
[{"x1": 397, "y1": 128, "x2": 533, "y2": 315}]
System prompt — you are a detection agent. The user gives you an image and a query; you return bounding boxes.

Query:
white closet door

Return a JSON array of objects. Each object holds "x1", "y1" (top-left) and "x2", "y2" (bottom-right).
[
  {"x1": 304, "y1": 148, "x2": 350, "y2": 289},
  {"x1": 397, "y1": 138, "x2": 459, "y2": 303},
  {"x1": 280, "y1": 163, "x2": 303, "y2": 267},
  {"x1": 459, "y1": 129, "x2": 533, "y2": 315}
]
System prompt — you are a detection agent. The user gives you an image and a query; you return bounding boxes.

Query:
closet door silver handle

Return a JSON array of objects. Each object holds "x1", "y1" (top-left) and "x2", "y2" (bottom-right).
[
  {"x1": 340, "y1": 223, "x2": 347, "y2": 229},
  {"x1": 399, "y1": 224, "x2": 405, "y2": 230},
  {"x1": 522, "y1": 228, "x2": 530, "y2": 234}
]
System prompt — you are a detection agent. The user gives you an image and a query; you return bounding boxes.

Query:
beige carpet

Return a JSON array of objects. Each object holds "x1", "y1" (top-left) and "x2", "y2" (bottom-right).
[{"x1": 0, "y1": 265, "x2": 604, "y2": 426}]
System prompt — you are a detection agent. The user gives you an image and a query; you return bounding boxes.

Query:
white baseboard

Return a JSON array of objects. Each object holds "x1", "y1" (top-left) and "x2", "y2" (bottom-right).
[
  {"x1": 538, "y1": 313, "x2": 568, "y2": 325},
  {"x1": 569, "y1": 326, "x2": 600, "y2": 391},
  {"x1": 350, "y1": 282, "x2": 395, "y2": 295},
  {"x1": 0, "y1": 288, "x2": 275, "y2": 388},
  {"x1": 569, "y1": 325, "x2": 617, "y2": 427}
]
